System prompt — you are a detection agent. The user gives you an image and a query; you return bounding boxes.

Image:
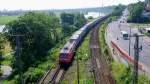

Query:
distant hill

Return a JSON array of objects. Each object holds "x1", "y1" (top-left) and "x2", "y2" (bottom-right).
[{"x1": 0, "y1": 6, "x2": 115, "y2": 16}]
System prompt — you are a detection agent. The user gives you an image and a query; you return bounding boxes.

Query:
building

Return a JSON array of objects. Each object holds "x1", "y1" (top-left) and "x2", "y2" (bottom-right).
[{"x1": 145, "y1": 0, "x2": 150, "y2": 11}]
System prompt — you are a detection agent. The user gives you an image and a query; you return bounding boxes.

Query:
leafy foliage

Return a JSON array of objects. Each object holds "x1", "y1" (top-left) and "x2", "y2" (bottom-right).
[
  {"x1": 23, "y1": 67, "x2": 44, "y2": 83},
  {"x1": 99, "y1": 20, "x2": 113, "y2": 64},
  {"x1": 128, "y1": 2, "x2": 144, "y2": 19},
  {"x1": 111, "y1": 62, "x2": 132, "y2": 84},
  {"x1": 3, "y1": 12, "x2": 87, "y2": 83},
  {"x1": 21, "y1": 35, "x2": 69, "y2": 84},
  {"x1": 112, "y1": 4, "x2": 126, "y2": 16},
  {"x1": 88, "y1": 16, "x2": 93, "y2": 20},
  {"x1": 0, "y1": 34, "x2": 5, "y2": 65},
  {"x1": 74, "y1": 14, "x2": 87, "y2": 28},
  {"x1": 127, "y1": 2, "x2": 148, "y2": 23},
  {"x1": 111, "y1": 62, "x2": 150, "y2": 84},
  {"x1": 0, "y1": 34, "x2": 5, "y2": 76},
  {"x1": 60, "y1": 13, "x2": 86, "y2": 36},
  {"x1": 61, "y1": 13, "x2": 74, "y2": 25},
  {"x1": 5, "y1": 12, "x2": 62, "y2": 73}
]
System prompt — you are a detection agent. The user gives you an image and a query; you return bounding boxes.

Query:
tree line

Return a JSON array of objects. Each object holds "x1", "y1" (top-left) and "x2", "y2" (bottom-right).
[
  {"x1": 111, "y1": 4, "x2": 126, "y2": 16},
  {"x1": 127, "y1": 1, "x2": 150, "y2": 23},
  {"x1": 2, "y1": 12, "x2": 86, "y2": 83},
  {"x1": 61, "y1": 13, "x2": 86, "y2": 36}
]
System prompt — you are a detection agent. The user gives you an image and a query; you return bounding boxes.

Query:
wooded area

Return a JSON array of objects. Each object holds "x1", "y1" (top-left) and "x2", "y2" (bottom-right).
[{"x1": 0, "y1": 12, "x2": 87, "y2": 83}]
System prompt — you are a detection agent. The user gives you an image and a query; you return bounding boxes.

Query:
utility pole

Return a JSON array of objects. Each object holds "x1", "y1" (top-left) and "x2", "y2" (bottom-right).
[
  {"x1": 16, "y1": 36, "x2": 23, "y2": 84},
  {"x1": 12, "y1": 35, "x2": 24, "y2": 84},
  {"x1": 0, "y1": 36, "x2": 4, "y2": 70},
  {"x1": 129, "y1": 26, "x2": 131, "y2": 56},
  {"x1": 76, "y1": 51, "x2": 80, "y2": 84},
  {"x1": 133, "y1": 34, "x2": 139, "y2": 84},
  {"x1": 133, "y1": 33, "x2": 143, "y2": 84}
]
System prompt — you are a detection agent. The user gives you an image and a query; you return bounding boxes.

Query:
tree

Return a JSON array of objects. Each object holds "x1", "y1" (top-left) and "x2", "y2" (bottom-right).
[
  {"x1": 112, "y1": 4, "x2": 126, "y2": 16},
  {"x1": 88, "y1": 16, "x2": 93, "y2": 20},
  {"x1": 5, "y1": 12, "x2": 62, "y2": 73},
  {"x1": 60, "y1": 13, "x2": 75, "y2": 25},
  {"x1": 74, "y1": 14, "x2": 86, "y2": 28},
  {"x1": 128, "y1": 2, "x2": 145, "y2": 19},
  {"x1": 60, "y1": 13, "x2": 87, "y2": 36},
  {"x1": 0, "y1": 34, "x2": 5, "y2": 76}
]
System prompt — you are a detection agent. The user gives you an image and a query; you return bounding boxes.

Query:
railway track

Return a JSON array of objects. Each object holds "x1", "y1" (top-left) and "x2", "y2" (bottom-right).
[
  {"x1": 90, "y1": 23, "x2": 115, "y2": 84},
  {"x1": 38, "y1": 16, "x2": 111, "y2": 84},
  {"x1": 38, "y1": 66, "x2": 65, "y2": 84}
]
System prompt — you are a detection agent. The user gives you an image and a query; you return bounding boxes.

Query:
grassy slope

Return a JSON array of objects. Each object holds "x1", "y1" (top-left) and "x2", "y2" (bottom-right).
[
  {"x1": 0, "y1": 16, "x2": 18, "y2": 25},
  {"x1": 99, "y1": 21, "x2": 113, "y2": 65}
]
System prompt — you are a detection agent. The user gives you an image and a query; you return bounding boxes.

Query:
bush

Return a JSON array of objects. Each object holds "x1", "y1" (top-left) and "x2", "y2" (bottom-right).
[
  {"x1": 5, "y1": 12, "x2": 62, "y2": 72},
  {"x1": 23, "y1": 67, "x2": 44, "y2": 83},
  {"x1": 112, "y1": 4, "x2": 126, "y2": 16},
  {"x1": 111, "y1": 62, "x2": 150, "y2": 84},
  {"x1": 88, "y1": 16, "x2": 93, "y2": 20},
  {"x1": 111, "y1": 62, "x2": 132, "y2": 84},
  {"x1": 60, "y1": 13, "x2": 87, "y2": 36}
]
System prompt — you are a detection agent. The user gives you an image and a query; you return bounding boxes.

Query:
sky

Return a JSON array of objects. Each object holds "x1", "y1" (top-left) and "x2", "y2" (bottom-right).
[{"x1": 0, "y1": 0, "x2": 144, "y2": 10}]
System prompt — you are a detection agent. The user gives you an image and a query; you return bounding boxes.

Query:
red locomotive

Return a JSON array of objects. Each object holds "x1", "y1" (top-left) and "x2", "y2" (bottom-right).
[{"x1": 59, "y1": 15, "x2": 109, "y2": 65}]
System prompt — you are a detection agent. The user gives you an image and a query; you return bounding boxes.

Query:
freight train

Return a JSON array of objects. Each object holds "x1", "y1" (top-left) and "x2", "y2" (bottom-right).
[{"x1": 59, "y1": 15, "x2": 109, "y2": 65}]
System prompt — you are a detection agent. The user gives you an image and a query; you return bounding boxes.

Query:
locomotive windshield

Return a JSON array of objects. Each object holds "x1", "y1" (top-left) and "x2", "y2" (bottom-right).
[
  {"x1": 64, "y1": 47, "x2": 68, "y2": 50},
  {"x1": 60, "y1": 53, "x2": 67, "y2": 58}
]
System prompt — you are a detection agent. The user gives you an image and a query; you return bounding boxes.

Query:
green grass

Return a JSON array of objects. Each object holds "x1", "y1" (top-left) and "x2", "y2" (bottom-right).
[
  {"x1": 61, "y1": 33, "x2": 94, "y2": 84},
  {"x1": 111, "y1": 61, "x2": 150, "y2": 84},
  {"x1": 0, "y1": 16, "x2": 18, "y2": 25},
  {"x1": 76, "y1": 34, "x2": 93, "y2": 84},
  {"x1": 99, "y1": 20, "x2": 113, "y2": 64}
]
